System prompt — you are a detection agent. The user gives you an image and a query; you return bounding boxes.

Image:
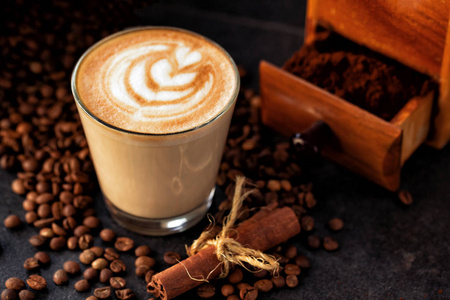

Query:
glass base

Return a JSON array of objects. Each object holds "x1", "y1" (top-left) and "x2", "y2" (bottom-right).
[{"x1": 104, "y1": 187, "x2": 215, "y2": 236}]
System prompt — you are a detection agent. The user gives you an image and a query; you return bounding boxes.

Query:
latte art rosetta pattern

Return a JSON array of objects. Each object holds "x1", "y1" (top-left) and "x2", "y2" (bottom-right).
[{"x1": 76, "y1": 29, "x2": 237, "y2": 134}]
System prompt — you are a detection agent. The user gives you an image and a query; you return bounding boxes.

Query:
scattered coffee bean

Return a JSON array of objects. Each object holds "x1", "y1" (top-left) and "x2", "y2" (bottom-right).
[
  {"x1": 83, "y1": 267, "x2": 98, "y2": 282},
  {"x1": 227, "y1": 268, "x2": 243, "y2": 284},
  {"x1": 78, "y1": 234, "x2": 94, "y2": 250},
  {"x1": 74, "y1": 279, "x2": 90, "y2": 292},
  {"x1": 115, "y1": 288, "x2": 135, "y2": 299},
  {"x1": 271, "y1": 275, "x2": 285, "y2": 288},
  {"x1": 99, "y1": 269, "x2": 113, "y2": 283},
  {"x1": 28, "y1": 235, "x2": 45, "y2": 248},
  {"x1": 239, "y1": 285, "x2": 258, "y2": 300},
  {"x1": 285, "y1": 275, "x2": 298, "y2": 288},
  {"x1": 221, "y1": 284, "x2": 234, "y2": 297},
  {"x1": 18, "y1": 290, "x2": 35, "y2": 300},
  {"x1": 73, "y1": 225, "x2": 90, "y2": 237},
  {"x1": 328, "y1": 218, "x2": 344, "y2": 231},
  {"x1": 49, "y1": 236, "x2": 66, "y2": 251},
  {"x1": 39, "y1": 228, "x2": 54, "y2": 238},
  {"x1": 5, "y1": 278, "x2": 25, "y2": 291},
  {"x1": 53, "y1": 269, "x2": 69, "y2": 286},
  {"x1": 89, "y1": 246, "x2": 104, "y2": 258},
  {"x1": 93, "y1": 286, "x2": 111, "y2": 299},
  {"x1": 110, "y1": 259, "x2": 126, "y2": 273},
  {"x1": 104, "y1": 248, "x2": 119, "y2": 261},
  {"x1": 83, "y1": 216, "x2": 101, "y2": 229},
  {"x1": 135, "y1": 265, "x2": 150, "y2": 277},
  {"x1": 114, "y1": 237, "x2": 134, "y2": 252},
  {"x1": 253, "y1": 269, "x2": 267, "y2": 278},
  {"x1": 23, "y1": 258, "x2": 40, "y2": 271},
  {"x1": 284, "y1": 264, "x2": 301, "y2": 276},
  {"x1": 26, "y1": 275, "x2": 46, "y2": 291},
  {"x1": 301, "y1": 215, "x2": 314, "y2": 231},
  {"x1": 110, "y1": 277, "x2": 126, "y2": 289},
  {"x1": 295, "y1": 255, "x2": 311, "y2": 268},
  {"x1": 63, "y1": 261, "x2": 80, "y2": 275},
  {"x1": 11, "y1": 179, "x2": 26, "y2": 195},
  {"x1": 163, "y1": 251, "x2": 181, "y2": 265},
  {"x1": 227, "y1": 295, "x2": 239, "y2": 300},
  {"x1": 1, "y1": 289, "x2": 17, "y2": 300},
  {"x1": 307, "y1": 235, "x2": 321, "y2": 249},
  {"x1": 135, "y1": 256, "x2": 155, "y2": 268},
  {"x1": 99, "y1": 229, "x2": 115, "y2": 243},
  {"x1": 67, "y1": 236, "x2": 78, "y2": 250},
  {"x1": 323, "y1": 236, "x2": 339, "y2": 251},
  {"x1": 398, "y1": 190, "x2": 413, "y2": 205},
  {"x1": 134, "y1": 245, "x2": 151, "y2": 257},
  {"x1": 80, "y1": 250, "x2": 96, "y2": 265},
  {"x1": 144, "y1": 270, "x2": 155, "y2": 284},
  {"x1": 254, "y1": 279, "x2": 273, "y2": 292},
  {"x1": 24, "y1": 212, "x2": 38, "y2": 224},
  {"x1": 92, "y1": 258, "x2": 108, "y2": 270},
  {"x1": 86, "y1": 296, "x2": 98, "y2": 300},
  {"x1": 197, "y1": 283, "x2": 215, "y2": 298},
  {"x1": 4, "y1": 215, "x2": 21, "y2": 229}
]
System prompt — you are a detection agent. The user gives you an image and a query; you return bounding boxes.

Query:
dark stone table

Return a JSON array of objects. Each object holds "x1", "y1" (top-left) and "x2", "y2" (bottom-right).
[{"x1": 1, "y1": 1, "x2": 449, "y2": 299}]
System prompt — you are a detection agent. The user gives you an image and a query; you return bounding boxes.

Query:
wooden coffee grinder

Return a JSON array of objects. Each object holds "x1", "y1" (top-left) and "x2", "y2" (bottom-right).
[{"x1": 260, "y1": 0, "x2": 450, "y2": 191}]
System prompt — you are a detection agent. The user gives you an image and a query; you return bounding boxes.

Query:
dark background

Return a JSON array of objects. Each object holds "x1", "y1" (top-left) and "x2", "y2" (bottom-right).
[{"x1": 1, "y1": 1, "x2": 450, "y2": 299}]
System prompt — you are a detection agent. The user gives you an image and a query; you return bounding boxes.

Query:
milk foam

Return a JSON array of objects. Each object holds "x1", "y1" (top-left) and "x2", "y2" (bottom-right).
[{"x1": 76, "y1": 28, "x2": 237, "y2": 134}]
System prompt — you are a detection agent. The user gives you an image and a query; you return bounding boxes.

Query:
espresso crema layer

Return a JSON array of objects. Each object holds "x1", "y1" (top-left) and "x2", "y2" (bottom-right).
[{"x1": 75, "y1": 28, "x2": 237, "y2": 134}]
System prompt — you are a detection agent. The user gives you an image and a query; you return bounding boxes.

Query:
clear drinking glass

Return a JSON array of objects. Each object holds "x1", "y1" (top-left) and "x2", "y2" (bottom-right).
[{"x1": 71, "y1": 27, "x2": 239, "y2": 236}]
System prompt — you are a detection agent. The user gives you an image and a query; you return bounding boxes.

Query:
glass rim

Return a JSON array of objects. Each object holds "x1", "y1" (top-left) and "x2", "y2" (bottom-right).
[{"x1": 71, "y1": 26, "x2": 240, "y2": 137}]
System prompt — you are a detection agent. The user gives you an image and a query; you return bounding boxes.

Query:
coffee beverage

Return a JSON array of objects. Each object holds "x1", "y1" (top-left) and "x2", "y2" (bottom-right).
[
  {"x1": 72, "y1": 27, "x2": 239, "y2": 235},
  {"x1": 76, "y1": 28, "x2": 237, "y2": 134}
]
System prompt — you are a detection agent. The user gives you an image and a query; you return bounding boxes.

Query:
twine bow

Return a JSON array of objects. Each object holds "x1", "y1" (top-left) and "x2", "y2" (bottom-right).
[{"x1": 185, "y1": 176, "x2": 280, "y2": 282}]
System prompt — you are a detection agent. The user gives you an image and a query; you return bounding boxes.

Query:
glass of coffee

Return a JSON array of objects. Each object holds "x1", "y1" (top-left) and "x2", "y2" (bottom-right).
[{"x1": 71, "y1": 27, "x2": 239, "y2": 235}]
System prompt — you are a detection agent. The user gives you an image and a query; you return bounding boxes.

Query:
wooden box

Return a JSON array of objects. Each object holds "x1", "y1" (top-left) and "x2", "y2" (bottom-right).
[{"x1": 260, "y1": 0, "x2": 450, "y2": 191}]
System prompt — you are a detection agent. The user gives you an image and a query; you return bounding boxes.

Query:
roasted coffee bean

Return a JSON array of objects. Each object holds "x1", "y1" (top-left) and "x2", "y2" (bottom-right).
[
  {"x1": 33, "y1": 218, "x2": 55, "y2": 229},
  {"x1": 35, "y1": 193, "x2": 54, "y2": 205},
  {"x1": 51, "y1": 202, "x2": 64, "y2": 220},
  {"x1": 284, "y1": 245, "x2": 297, "y2": 260},
  {"x1": 51, "y1": 222, "x2": 66, "y2": 236},
  {"x1": 93, "y1": 286, "x2": 111, "y2": 299},
  {"x1": 134, "y1": 245, "x2": 151, "y2": 257},
  {"x1": 28, "y1": 235, "x2": 46, "y2": 247},
  {"x1": 86, "y1": 296, "x2": 98, "y2": 300},
  {"x1": 11, "y1": 179, "x2": 26, "y2": 195},
  {"x1": 163, "y1": 251, "x2": 181, "y2": 265},
  {"x1": 49, "y1": 236, "x2": 66, "y2": 251},
  {"x1": 115, "y1": 289, "x2": 135, "y2": 300},
  {"x1": 26, "y1": 275, "x2": 46, "y2": 291},
  {"x1": 301, "y1": 215, "x2": 314, "y2": 231},
  {"x1": 104, "y1": 248, "x2": 119, "y2": 261},
  {"x1": 83, "y1": 268, "x2": 98, "y2": 282},
  {"x1": 67, "y1": 236, "x2": 78, "y2": 250},
  {"x1": 5, "y1": 278, "x2": 25, "y2": 291},
  {"x1": 22, "y1": 200, "x2": 36, "y2": 211},
  {"x1": 78, "y1": 234, "x2": 94, "y2": 250},
  {"x1": 110, "y1": 260, "x2": 126, "y2": 273},
  {"x1": 18, "y1": 290, "x2": 35, "y2": 300},
  {"x1": 53, "y1": 269, "x2": 68, "y2": 286},
  {"x1": 83, "y1": 216, "x2": 100, "y2": 229},
  {"x1": 221, "y1": 284, "x2": 234, "y2": 297},
  {"x1": 89, "y1": 246, "x2": 104, "y2": 258},
  {"x1": 239, "y1": 286, "x2": 257, "y2": 300},
  {"x1": 271, "y1": 275, "x2": 285, "y2": 288},
  {"x1": 227, "y1": 296, "x2": 239, "y2": 300},
  {"x1": 254, "y1": 279, "x2": 273, "y2": 292},
  {"x1": 37, "y1": 204, "x2": 51, "y2": 218},
  {"x1": 284, "y1": 264, "x2": 301, "y2": 276},
  {"x1": 295, "y1": 255, "x2": 310, "y2": 268},
  {"x1": 4, "y1": 215, "x2": 21, "y2": 229},
  {"x1": 21, "y1": 158, "x2": 38, "y2": 172},
  {"x1": 63, "y1": 261, "x2": 80, "y2": 275},
  {"x1": 398, "y1": 190, "x2": 413, "y2": 205},
  {"x1": 34, "y1": 252, "x2": 50, "y2": 265},
  {"x1": 115, "y1": 237, "x2": 134, "y2": 252},
  {"x1": 285, "y1": 275, "x2": 298, "y2": 288},
  {"x1": 323, "y1": 236, "x2": 339, "y2": 251},
  {"x1": 267, "y1": 180, "x2": 281, "y2": 192},
  {"x1": 59, "y1": 191, "x2": 73, "y2": 204},
  {"x1": 99, "y1": 269, "x2": 113, "y2": 283},
  {"x1": 253, "y1": 269, "x2": 267, "y2": 278},
  {"x1": 197, "y1": 284, "x2": 215, "y2": 298},
  {"x1": 25, "y1": 212, "x2": 38, "y2": 224},
  {"x1": 79, "y1": 250, "x2": 96, "y2": 265},
  {"x1": 135, "y1": 265, "x2": 150, "y2": 278},
  {"x1": 135, "y1": 256, "x2": 155, "y2": 268},
  {"x1": 144, "y1": 270, "x2": 155, "y2": 284},
  {"x1": 109, "y1": 277, "x2": 126, "y2": 289},
  {"x1": 74, "y1": 225, "x2": 90, "y2": 237},
  {"x1": 92, "y1": 258, "x2": 108, "y2": 270},
  {"x1": 1, "y1": 289, "x2": 17, "y2": 300},
  {"x1": 74, "y1": 279, "x2": 90, "y2": 292},
  {"x1": 62, "y1": 204, "x2": 76, "y2": 217},
  {"x1": 307, "y1": 235, "x2": 321, "y2": 249},
  {"x1": 99, "y1": 229, "x2": 115, "y2": 243},
  {"x1": 227, "y1": 268, "x2": 243, "y2": 284},
  {"x1": 39, "y1": 227, "x2": 54, "y2": 238},
  {"x1": 328, "y1": 218, "x2": 344, "y2": 231},
  {"x1": 23, "y1": 258, "x2": 40, "y2": 271},
  {"x1": 62, "y1": 217, "x2": 77, "y2": 231},
  {"x1": 35, "y1": 181, "x2": 50, "y2": 194}
]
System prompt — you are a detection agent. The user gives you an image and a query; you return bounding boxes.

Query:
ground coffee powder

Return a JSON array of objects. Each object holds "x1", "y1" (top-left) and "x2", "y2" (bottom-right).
[{"x1": 283, "y1": 31, "x2": 432, "y2": 121}]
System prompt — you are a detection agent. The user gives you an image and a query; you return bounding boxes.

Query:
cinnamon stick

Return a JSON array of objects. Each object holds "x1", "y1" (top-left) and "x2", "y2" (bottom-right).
[{"x1": 147, "y1": 206, "x2": 301, "y2": 300}]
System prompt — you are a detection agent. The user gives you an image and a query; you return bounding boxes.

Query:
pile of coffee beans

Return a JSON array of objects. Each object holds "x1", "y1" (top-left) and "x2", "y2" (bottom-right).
[{"x1": 0, "y1": 0, "x2": 344, "y2": 299}]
